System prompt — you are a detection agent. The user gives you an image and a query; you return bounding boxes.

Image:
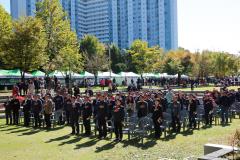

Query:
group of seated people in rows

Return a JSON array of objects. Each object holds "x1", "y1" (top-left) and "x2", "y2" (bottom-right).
[{"x1": 4, "y1": 87, "x2": 240, "y2": 141}]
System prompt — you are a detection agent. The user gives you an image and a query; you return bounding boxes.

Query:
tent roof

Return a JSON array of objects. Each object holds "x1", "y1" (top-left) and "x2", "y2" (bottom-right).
[
  {"x1": 98, "y1": 71, "x2": 120, "y2": 78},
  {"x1": 0, "y1": 69, "x2": 32, "y2": 78},
  {"x1": 118, "y1": 72, "x2": 140, "y2": 77},
  {"x1": 32, "y1": 70, "x2": 45, "y2": 77},
  {"x1": 142, "y1": 73, "x2": 156, "y2": 77},
  {"x1": 80, "y1": 71, "x2": 94, "y2": 78}
]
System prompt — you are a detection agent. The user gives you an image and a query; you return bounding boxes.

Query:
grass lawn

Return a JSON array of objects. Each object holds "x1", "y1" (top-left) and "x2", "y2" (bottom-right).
[{"x1": 0, "y1": 119, "x2": 239, "y2": 160}]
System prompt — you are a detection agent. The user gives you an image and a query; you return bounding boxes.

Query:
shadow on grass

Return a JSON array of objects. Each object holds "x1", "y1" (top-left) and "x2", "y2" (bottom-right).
[
  {"x1": 18, "y1": 129, "x2": 42, "y2": 136},
  {"x1": 45, "y1": 126, "x2": 65, "y2": 132},
  {"x1": 46, "y1": 134, "x2": 71, "y2": 143},
  {"x1": 74, "y1": 138, "x2": 99, "y2": 149},
  {"x1": 180, "y1": 129, "x2": 194, "y2": 136},
  {"x1": 8, "y1": 128, "x2": 31, "y2": 133},
  {"x1": 59, "y1": 135, "x2": 82, "y2": 146},
  {"x1": 0, "y1": 125, "x2": 22, "y2": 131},
  {"x1": 95, "y1": 141, "x2": 118, "y2": 153},
  {"x1": 120, "y1": 136, "x2": 157, "y2": 149}
]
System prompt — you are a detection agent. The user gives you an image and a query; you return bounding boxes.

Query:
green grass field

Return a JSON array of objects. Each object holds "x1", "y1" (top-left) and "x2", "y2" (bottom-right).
[{"x1": 0, "y1": 119, "x2": 239, "y2": 160}]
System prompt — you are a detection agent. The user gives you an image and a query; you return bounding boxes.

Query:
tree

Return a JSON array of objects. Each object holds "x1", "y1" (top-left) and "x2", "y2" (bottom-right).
[
  {"x1": 109, "y1": 44, "x2": 125, "y2": 73},
  {"x1": 1, "y1": 17, "x2": 47, "y2": 81},
  {"x1": 79, "y1": 35, "x2": 108, "y2": 76},
  {"x1": 128, "y1": 40, "x2": 148, "y2": 74},
  {"x1": 36, "y1": 0, "x2": 82, "y2": 75},
  {"x1": 163, "y1": 49, "x2": 193, "y2": 85},
  {"x1": 145, "y1": 46, "x2": 165, "y2": 73},
  {"x1": 0, "y1": 5, "x2": 12, "y2": 53},
  {"x1": 80, "y1": 35, "x2": 105, "y2": 57},
  {"x1": 0, "y1": 5, "x2": 12, "y2": 68}
]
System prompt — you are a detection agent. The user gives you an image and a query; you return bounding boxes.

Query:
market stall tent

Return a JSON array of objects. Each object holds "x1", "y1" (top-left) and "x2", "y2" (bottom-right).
[
  {"x1": 32, "y1": 70, "x2": 45, "y2": 77},
  {"x1": 118, "y1": 72, "x2": 140, "y2": 85}
]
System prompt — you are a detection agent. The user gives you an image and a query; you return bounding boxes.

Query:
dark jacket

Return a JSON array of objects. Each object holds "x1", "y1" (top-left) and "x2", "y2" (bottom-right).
[
  {"x1": 112, "y1": 105, "x2": 125, "y2": 122},
  {"x1": 137, "y1": 101, "x2": 148, "y2": 118},
  {"x1": 53, "y1": 95, "x2": 64, "y2": 110},
  {"x1": 11, "y1": 99, "x2": 20, "y2": 111},
  {"x1": 32, "y1": 99, "x2": 42, "y2": 113},
  {"x1": 22, "y1": 99, "x2": 32, "y2": 113},
  {"x1": 219, "y1": 95, "x2": 230, "y2": 108},
  {"x1": 82, "y1": 102, "x2": 92, "y2": 119},
  {"x1": 152, "y1": 106, "x2": 163, "y2": 123},
  {"x1": 96, "y1": 101, "x2": 108, "y2": 120}
]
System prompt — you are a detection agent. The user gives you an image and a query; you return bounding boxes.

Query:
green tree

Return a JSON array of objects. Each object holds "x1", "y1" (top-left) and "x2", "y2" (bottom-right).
[
  {"x1": 1, "y1": 17, "x2": 47, "y2": 81},
  {"x1": 79, "y1": 35, "x2": 107, "y2": 76},
  {"x1": 0, "y1": 5, "x2": 12, "y2": 53},
  {"x1": 108, "y1": 44, "x2": 125, "y2": 73},
  {"x1": 128, "y1": 40, "x2": 148, "y2": 74},
  {"x1": 0, "y1": 5, "x2": 12, "y2": 68},
  {"x1": 36, "y1": 0, "x2": 82, "y2": 74},
  {"x1": 80, "y1": 35, "x2": 105, "y2": 57}
]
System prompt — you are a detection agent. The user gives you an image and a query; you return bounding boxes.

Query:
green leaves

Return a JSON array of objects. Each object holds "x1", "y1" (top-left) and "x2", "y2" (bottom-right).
[
  {"x1": 1, "y1": 17, "x2": 47, "y2": 80},
  {"x1": 36, "y1": 0, "x2": 82, "y2": 74},
  {"x1": 0, "y1": 5, "x2": 12, "y2": 53}
]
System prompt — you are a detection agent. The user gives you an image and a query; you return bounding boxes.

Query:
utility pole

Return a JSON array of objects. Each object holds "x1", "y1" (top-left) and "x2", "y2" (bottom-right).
[{"x1": 109, "y1": 43, "x2": 111, "y2": 79}]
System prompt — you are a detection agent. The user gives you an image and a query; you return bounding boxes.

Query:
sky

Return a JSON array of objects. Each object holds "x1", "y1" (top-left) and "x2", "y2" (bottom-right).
[{"x1": 0, "y1": 0, "x2": 240, "y2": 54}]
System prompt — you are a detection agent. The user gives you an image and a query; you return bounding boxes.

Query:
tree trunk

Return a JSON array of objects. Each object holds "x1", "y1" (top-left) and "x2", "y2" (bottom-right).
[
  {"x1": 20, "y1": 71, "x2": 25, "y2": 82},
  {"x1": 177, "y1": 73, "x2": 181, "y2": 86}
]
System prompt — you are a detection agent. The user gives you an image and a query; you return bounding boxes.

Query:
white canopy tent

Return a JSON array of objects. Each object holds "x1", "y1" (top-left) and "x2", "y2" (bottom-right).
[{"x1": 118, "y1": 72, "x2": 140, "y2": 85}]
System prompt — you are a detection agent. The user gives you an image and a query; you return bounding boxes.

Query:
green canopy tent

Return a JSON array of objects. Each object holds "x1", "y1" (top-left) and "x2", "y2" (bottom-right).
[
  {"x1": 0, "y1": 69, "x2": 33, "y2": 78},
  {"x1": 31, "y1": 70, "x2": 46, "y2": 77}
]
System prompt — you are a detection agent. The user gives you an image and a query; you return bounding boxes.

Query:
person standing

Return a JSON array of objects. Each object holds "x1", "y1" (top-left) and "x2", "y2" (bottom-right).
[
  {"x1": 96, "y1": 95, "x2": 108, "y2": 139},
  {"x1": 203, "y1": 94, "x2": 214, "y2": 126},
  {"x1": 82, "y1": 96, "x2": 92, "y2": 136},
  {"x1": 28, "y1": 80, "x2": 35, "y2": 95},
  {"x1": 70, "y1": 96, "x2": 81, "y2": 135},
  {"x1": 219, "y1": 91, "x2": 230, "y2": 124},
  {"x1": 4, "y1": 97, "x2": 12, "y2": 125},
  {"x1": 188, "y1": 95, "x2": 197, "y2": 129},
  {"x1": 44, "y1": 95, "x2": 53, "y2": 129},
  {"x1": 11, "y1": 95, "x2": 20, "y2": 125},
  {"x1": 64, "y1": 94, "x2": 72, "y2": 125},
  {"x1": 171, "y1": 96, "x2": 181, "y2": 133},
  {"x1": 152, "y1": 99, "x2": 163, "y2": 139},
  {"x1": 22, "y1": 94, "x2": 32, "y2": 126},
  {"x1": 136, "y1": 95, "x2": 148, "y2": 118},
  {"x1": 112, "y1": 99, "x2": 125, "y2": 141},
  {"x1": 53, "y1": 92, "x2": 64, "y2": 125},
  {"x1": 32, "y1": 95, "x2": 42, "y2": 128}
]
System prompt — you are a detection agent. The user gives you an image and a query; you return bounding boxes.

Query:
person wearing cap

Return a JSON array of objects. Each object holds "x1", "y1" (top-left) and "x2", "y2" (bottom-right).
[
  {"x1": 10, "y1": 95, "x2": 20, "y2": 125},
  {"x1": 22, "y1": 94, "x2": 33, "y2": 126},
  {"x1": 136, "y1": 95, "x2": 148, "y2": 118},
  {"x1": 82, "y1": 96, "x2": 92, "y2": 136},
  {"x1": 44, "y1": 95, "x2": 53, "y2": 129},
  {"x1": 32, "y1": 95, "x2": 43, "y2": 128},
  {"x1": 112, "y1": 99, "x2": 125, "y2": 141},
  {"x1": 96, "y1": 95, "x2": 108, "y2": 139},
  {"x1": 152, "y1": 99, "x2": 163, "y2": 138}
]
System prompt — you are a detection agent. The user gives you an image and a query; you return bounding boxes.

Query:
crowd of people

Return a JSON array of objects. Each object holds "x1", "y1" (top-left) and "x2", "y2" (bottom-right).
[{"x1": 3, "y1": 83, "x2": 240, "y2": 141}]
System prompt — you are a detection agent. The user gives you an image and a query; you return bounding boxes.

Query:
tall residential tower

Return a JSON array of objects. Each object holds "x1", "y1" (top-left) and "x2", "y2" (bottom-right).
[{"x1": 10, "y1": 0, "x2": 178, "y2": 50}]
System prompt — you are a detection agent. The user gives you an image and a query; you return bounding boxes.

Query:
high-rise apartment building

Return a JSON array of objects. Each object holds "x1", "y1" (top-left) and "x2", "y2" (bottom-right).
[{"x1": 10, "y1": 0, "x2": 178, "y2": 50}]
